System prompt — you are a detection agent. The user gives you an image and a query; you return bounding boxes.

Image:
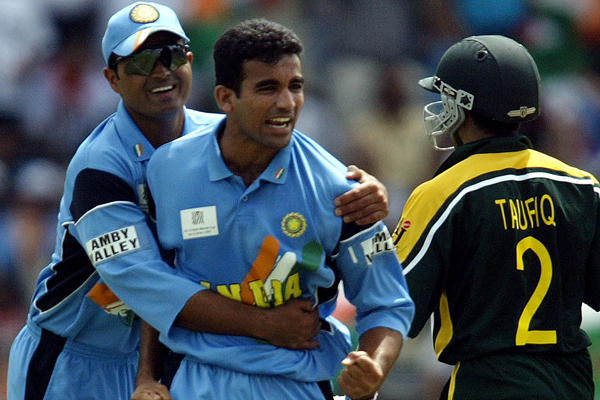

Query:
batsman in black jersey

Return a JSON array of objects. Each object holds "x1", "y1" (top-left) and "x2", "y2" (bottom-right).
[{"x1": 393, "y1": 35, "x2": 600, "y2": 399}]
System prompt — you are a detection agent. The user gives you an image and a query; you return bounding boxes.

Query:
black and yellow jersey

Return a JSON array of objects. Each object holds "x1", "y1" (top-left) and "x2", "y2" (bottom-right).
[{"x1": 392, "y1": 134, "x2": 600, "y2": 365}]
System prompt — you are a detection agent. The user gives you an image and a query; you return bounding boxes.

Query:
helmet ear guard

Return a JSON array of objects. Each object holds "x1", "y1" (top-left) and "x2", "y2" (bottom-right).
[{"x1": 422, "y1": 79, "x2": 474, "y2": 151}]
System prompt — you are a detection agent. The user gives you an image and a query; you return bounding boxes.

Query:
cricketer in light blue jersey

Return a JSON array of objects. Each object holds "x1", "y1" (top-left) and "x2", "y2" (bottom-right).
[
  {"x1": 143, "y1": 118, "x2": 414, "y2": 399},
  {"x1": 7, "y1": 99, "x2": 224, "y2": 399}
]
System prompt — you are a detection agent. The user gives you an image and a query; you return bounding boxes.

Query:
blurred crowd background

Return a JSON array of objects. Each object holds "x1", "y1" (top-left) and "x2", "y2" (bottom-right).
[{"x1": 2, "y1": 0, "x2": 600, "y2": 399}]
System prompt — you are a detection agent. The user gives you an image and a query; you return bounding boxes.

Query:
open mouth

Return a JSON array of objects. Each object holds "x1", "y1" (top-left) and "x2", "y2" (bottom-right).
[
  {"x1": 267, "y1": 117, "x2": 292, "y2": 128},
  {"x1": 150, "y1": 84, "x2": 175, "y2": 94}
]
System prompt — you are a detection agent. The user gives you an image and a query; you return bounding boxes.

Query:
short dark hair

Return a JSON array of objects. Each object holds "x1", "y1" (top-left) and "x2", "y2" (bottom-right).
[{"x1": 213, "y1": 19, "x2": 303, "y2": 95}]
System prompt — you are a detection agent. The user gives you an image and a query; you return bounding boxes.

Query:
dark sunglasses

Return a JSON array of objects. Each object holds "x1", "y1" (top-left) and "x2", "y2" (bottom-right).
[{"x1": 111, "y1": 44, "x2": 189, "y2": 76}]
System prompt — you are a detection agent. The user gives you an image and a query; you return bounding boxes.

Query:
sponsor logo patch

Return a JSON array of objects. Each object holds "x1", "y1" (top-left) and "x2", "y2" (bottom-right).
[
  {"x1": 360, "y1": 230, "x2": 394, "y2": 265},
  {"x1": 86, "y1": 226, "x2": 141, "y2": 265},
  {"x1": 181, "y1": 206, "x2": 219, "y2": 239},
  {"x1": 392, "y1": 218, "x2": 411, "y2": 245}
]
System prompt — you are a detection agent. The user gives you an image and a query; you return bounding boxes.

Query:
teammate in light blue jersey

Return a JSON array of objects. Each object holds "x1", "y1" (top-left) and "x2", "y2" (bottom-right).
[
  {"x1": 7, "y1": 3, "x2": 391, "y2": 400},
  {"x1": 140, "y1": 19, "x2": 414, "y2": 400}
]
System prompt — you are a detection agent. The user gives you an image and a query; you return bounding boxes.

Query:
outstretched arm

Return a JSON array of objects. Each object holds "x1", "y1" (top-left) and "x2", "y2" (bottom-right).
[
  {"x1": 337, "y1": 327, "x2": 403, "y2": 400},
  {"x1": 335, "y1": 165, "x2": 389, "y2": 226}
]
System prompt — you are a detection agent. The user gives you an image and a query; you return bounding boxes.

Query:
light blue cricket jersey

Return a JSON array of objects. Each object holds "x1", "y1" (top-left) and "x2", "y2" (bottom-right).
[
  {"x1": 144, "y1": 120, "x2": 415, "y2": 381},
  {"x1": 26, "y1": 101, "x2": 224, "y2": 355}
]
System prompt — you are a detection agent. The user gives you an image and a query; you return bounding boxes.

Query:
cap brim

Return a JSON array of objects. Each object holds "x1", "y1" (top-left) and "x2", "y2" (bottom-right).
[
  {"x1": 418, "y1": 76, "x2": 437, "y2": 92},
  {"x1": 112, "y1": 26, "x2": 189, "y2": 58}
]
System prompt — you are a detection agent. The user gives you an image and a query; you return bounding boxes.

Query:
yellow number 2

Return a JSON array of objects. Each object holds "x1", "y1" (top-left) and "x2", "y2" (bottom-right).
[{"x1": 515, "y1": 236, "x2": 557, "y2": 346}]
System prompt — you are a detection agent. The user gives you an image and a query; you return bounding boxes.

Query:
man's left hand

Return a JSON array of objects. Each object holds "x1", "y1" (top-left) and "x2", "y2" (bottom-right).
[{"x1": 334, "y1": 165, "x2": 389, "y2": 225}]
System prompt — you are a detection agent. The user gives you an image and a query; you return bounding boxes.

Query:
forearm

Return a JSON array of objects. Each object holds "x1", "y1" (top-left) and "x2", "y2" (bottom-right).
[
  {"x1": 358, "y1": 327, "x2": 404, "y2": 379},
  {"x1": 136, "y1": 320, "x2": 169, "y2": 386},
  {"x1": 174, "y1": 291, "x2": 322, "y2": 350},
  {"x1": 175, "y1": 289, "x2": 269, "y2": 339}
]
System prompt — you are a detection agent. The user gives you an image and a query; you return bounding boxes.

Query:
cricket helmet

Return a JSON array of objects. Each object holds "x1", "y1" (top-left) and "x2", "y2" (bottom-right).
[{"x1": 419, "y1": 35, "x2": 541, "y2": 150}]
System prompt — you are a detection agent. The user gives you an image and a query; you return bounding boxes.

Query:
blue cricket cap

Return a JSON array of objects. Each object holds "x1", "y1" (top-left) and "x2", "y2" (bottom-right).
[{"x1": 102, "y1": 2, "x2": 189, "y2": 65}]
